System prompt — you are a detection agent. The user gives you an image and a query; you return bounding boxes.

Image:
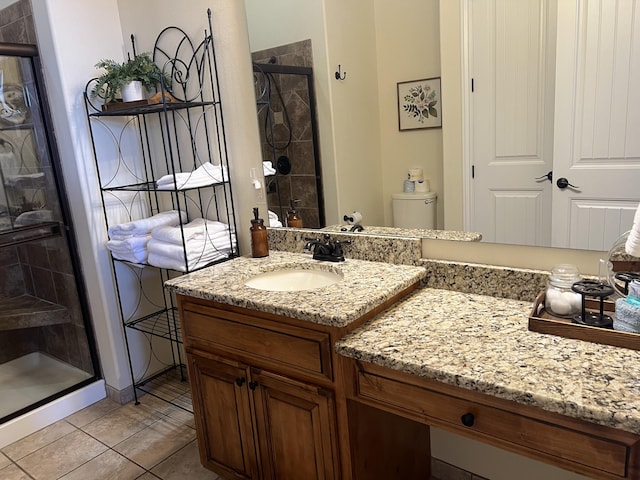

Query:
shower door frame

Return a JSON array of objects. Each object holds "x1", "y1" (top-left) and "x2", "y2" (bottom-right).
[{"x1": 0, "y1": 42, "x2": 101, "y2": 423}]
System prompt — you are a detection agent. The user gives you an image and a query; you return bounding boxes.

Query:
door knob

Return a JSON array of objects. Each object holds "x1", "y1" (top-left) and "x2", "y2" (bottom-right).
[
  {"x1": 535, "y1": 171, "x2": 553, "y2": 182},
  {"x1": 248, "y1": 381, "x2": 259, "y2": 390},
  {"x1": 556, "y1": 177, "x2": 579, "y2": 189},
  {"x1": 235, "y1": 377, "x2": 246, "y2": 387}
]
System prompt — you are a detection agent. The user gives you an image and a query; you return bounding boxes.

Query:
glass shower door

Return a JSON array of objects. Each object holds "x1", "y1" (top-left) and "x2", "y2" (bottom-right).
[{"x1": 0, "y1": 45, "x2": 99, "y2": 423}]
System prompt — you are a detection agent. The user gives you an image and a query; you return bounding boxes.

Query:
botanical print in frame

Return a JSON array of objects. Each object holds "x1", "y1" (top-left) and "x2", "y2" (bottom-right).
[{"x1": 397, "y1": 77, "x2": 442, "y2": 130}]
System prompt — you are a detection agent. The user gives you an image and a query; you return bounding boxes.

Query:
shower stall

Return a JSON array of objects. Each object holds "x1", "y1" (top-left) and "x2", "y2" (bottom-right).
[
  {"x1": 252, "y1": 40, "x2": 324, "y2": 228},
  {"x1": 0, "y1": 43, "x2": 99, "y2": 423}
]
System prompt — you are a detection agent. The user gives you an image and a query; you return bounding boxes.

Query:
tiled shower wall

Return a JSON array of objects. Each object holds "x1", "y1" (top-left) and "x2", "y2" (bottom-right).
[
  {"x1": 252, "y1": 39, "x2": 323, "y2": 228},
  {"x1": 0, "y1": 0, "x2": 93, "y2": 372}
]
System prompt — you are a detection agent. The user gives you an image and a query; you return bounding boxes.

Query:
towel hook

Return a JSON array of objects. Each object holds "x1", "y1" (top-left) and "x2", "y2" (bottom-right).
[{"x1": 335, "y1": 65, "x2": 346, "y2": 80}]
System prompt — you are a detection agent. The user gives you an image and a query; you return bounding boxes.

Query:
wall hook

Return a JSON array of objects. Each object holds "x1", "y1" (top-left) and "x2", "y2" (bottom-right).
[{"x1": 335, "y1": 65, "x2": 346, "y2": 80}]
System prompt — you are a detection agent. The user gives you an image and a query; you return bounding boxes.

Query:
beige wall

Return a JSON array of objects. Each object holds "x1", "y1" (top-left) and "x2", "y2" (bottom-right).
[{"x1": 375, "y1": 0, "x2": 443, "y2": 227}]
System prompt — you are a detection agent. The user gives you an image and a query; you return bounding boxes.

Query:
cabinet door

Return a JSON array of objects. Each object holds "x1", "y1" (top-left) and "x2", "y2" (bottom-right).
[
  {"x1": 187, "y1": 352, "x2": 260, "y2": 479},
  {"x1": 251, "y1": 369, "x2": 339, "y2": 480}
]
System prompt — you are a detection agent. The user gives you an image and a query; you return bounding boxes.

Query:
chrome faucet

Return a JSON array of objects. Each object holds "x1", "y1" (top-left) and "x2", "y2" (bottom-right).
[{"x1": 304, "y1": 234, "x2": 349, "y2": 262}]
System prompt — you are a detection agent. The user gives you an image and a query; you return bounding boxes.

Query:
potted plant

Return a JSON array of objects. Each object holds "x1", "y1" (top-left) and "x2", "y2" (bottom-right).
[{"x1": 91, "y1": 52, "x2": 169, "y2": 103}]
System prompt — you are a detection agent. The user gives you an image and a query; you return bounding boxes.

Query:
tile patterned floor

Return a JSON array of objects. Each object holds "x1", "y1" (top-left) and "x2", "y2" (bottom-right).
[{"x1": 0, "y1": 395, "x2": 221, "y2": 480}]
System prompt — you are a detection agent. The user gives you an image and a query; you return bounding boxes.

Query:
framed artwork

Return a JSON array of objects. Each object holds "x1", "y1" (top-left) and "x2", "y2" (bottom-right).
[{"x1": 397, "y1": 77, "x2": 442, "y2": 130}]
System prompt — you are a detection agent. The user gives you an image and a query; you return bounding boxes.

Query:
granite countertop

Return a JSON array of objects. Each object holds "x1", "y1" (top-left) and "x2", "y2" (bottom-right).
[
  {"x1": 165, "y1": 251, "x2": 426, "y2": 327},
  {"x1": 336, "y1": 287, "x2": 640, "y2": 435},
  {"x1": 322, "y1": 224, "x2": 482, "y2": 242}
]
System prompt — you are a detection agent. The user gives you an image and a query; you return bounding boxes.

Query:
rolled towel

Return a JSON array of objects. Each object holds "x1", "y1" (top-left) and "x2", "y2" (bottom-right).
[
  {"x1": 151, "y1": 218, "x2": 230, "y2": 245},
  {"x1": 156, "y1": 162, "x2": 228, "y2": 190},
  {"x1": 106, "y1": 234, "x2": 150, "y2": 251},
  {"x1": 268, "y1": 210, "x2": 283, "y2": 227},
  {"x1": 108, "y1": 245, "x2": 148, "y2": 264},
  {"x1": 263, "y1": 161, "x2": 276, "y2": 176},
  {"x1": 107, "y1": 210, "x2": 186, "y2": 238},
  {"x1": 625, "y1": 203, "x2": 640, "y2": 256},
  {"x1": 147, "y1": 245, "x2": 233, "y2": 271},
  {"x1": 614, "y1": 298, "x2": 640, "y2": 333}
]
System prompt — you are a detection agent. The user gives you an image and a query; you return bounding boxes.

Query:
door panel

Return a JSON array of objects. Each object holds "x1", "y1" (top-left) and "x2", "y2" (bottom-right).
[
  {"x1": 470, "y1": 0, "x2": 555, "y2": 245},
  {"x1": 251, "y1": 369, "x2": 339, "y2": 480},
  {"x1": 188, "y1": 352, "x2": 259, "y2": 479},
  {"x1": 552, "y1": 0, "x2": 640, "y2": 249}
]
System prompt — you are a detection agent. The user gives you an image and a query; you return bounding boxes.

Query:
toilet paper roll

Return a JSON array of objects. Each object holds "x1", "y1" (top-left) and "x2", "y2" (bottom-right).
[
  {"x1": 343, "y1": 211, "x2": 363, "y2": 225},
  {"x1": 409, "y1": 168, "x2": 424, "y2": 181},
  {"x1": 415, "y1": 179, "x2": 430, "y2": 192}
]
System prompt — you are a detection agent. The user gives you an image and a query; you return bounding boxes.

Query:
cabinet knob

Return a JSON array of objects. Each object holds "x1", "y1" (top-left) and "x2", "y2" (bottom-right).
[
  {"x1": 249, "y1": 381, "x2": 259, "y2": 390},
  {"x1": 461, "y1": 413, "x2": 475, "y2": 427},
  {"x1": 235, "y1": 377, "x2": 246, "y2": 387}
]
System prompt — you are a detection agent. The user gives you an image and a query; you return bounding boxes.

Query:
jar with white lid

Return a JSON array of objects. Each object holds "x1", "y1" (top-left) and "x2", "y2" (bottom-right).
[{"x1": 545, "y1": 264, "x2": 583, "y2": 317}]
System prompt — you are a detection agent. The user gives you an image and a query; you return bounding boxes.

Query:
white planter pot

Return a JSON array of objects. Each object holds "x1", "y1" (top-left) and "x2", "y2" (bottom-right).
[{"x1": 121, "y1": 81, "x2": 144, "y2": 102}]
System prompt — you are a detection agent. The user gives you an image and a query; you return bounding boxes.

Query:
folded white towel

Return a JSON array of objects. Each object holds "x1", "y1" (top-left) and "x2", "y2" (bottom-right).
[
  {"x1": 263, "y1": 161, "x2": 276, "y2": 176},
  {"x1": 109, "y1": 246, "x2": 148, "y2": 264},
  {"x1": 108, "y1": 210, "x2": 186, "y2": 238},
  {"x1": 14, "y1": 209, "x2": 54, "y2": 227},
  {"x1": 156, "y1": 162, "x2": 228, "y2": 190},
  {"x1": 106, "y1": 234, "x2": 150, "y2": 251},
  {"x1": 151, "y1": 218, "x2": 230, "y2": 245},
  {"x1": 147, "y1": 246, "x2": 233, "y2": 272},
  {"x1": 147, "y1": 236, "x2": 235, "y2": 259}
]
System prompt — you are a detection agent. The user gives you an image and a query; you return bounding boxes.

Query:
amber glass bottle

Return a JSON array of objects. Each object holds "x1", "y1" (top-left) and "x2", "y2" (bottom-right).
[{"x1": 250, "y1": 207, "x2": 269, "y2": 258}]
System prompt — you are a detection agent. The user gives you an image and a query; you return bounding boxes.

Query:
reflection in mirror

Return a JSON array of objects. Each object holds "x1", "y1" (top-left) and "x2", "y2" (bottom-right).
[{"x1": 246, "y1": 1, "x2": 640, "y2": 250}]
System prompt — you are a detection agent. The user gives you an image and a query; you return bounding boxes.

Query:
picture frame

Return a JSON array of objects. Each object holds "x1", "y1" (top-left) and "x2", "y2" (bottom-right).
[{"x1": 397, "y1": 77, "x2": 442, "y2": 131}]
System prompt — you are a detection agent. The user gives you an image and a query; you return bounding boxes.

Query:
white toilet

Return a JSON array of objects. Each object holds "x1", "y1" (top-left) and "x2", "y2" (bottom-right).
[{"x1": 391, "y1": 192, "x2": 437, "y2": 229}]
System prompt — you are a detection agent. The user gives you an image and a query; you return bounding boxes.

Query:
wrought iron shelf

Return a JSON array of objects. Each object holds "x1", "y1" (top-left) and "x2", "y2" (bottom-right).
[
  {"x1": 135, "y1": 365, "x2": 192, "y2": 413},
  {"x1": 88, "y1": 100, "x2": 218, "y2": 117},
  {"x1": 125, "y1": 308, "x2": 182, "y2": 344},
  {"x1": 101, "y1": 180, "x2": 230, "y2": 192}
]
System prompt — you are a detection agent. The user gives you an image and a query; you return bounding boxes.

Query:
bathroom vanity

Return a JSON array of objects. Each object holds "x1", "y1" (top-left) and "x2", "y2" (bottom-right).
[
  {"x1": 166, "y1": 252, "x2": 425, "y2": 479},
  {"x1": 166, "y1": 251, "x2": 640, "y2": 480}
]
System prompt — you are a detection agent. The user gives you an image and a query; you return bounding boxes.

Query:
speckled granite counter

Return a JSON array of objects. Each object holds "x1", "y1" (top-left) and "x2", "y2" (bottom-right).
[
  {"x1": 165, "y1": 251, "x2": 426, "y2": 328},
  {"x1": 336, "y1": 287, "x2": 640, "y2": 434},
  {"x1": 322, "y1": 224, "x2": 482, "y2": 242}
]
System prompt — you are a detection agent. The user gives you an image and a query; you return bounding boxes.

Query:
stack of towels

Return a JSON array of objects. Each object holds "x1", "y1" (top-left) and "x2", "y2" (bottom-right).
[
  {"x1": 106, "y1": 211, "x2": 235, "y2": 271},
  {"x1": 614, "y1": 280, "x2": 640, "y2": 333},
  {"x1": 268, "y1": 210, "x2": 282, "y2": 227},
  {"x1": 147, "y1": 218, "x2": 236, "y2": 272},
  {"x1": 106, "y1": 210, "x2": 185, "y2": 263},
  {"x1": 156, "y1": 162, "x2": 228, "y2": 190}
]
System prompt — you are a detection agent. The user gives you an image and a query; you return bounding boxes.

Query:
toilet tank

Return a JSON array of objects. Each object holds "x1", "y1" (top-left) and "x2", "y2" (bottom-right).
[{"x1": 392, "y1": 192, "x2": 437, "y2": 229}]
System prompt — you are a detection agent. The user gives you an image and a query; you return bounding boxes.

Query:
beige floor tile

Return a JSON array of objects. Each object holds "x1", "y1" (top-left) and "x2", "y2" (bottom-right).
[
  {"x1": 81, "y1": 402, "x2": 162, "y2": 447},
  {"x1": 136, "y1": 473, "x2": 162, "y2": 479},
  {"x1": 16, "y1": 429, "x2": 107, "y2": 480},
  {"x1": 150, "y1": 440, "x2": 221, "y2": 480},
  {"x1": 113, "y1": 418, "x2": 196, "y2": 470},
  {"x1": 0, "y1": 451, "x2": 10, "y2": 469},
  {"x1": 58, "y1": 449, "x2": 145, "y2": 480},
  {"x1": 1, "y1": 420, "x2": 76, "y2": 461},
  {"x1": 137, "y1": 395, "x2": 195, "y2": 428},
  {"x1": 65, "y1": 397, "x2": 121, "y2": 428},
  {"x1": 0, "y1": 463, "x2": 32, "y2": 480}
]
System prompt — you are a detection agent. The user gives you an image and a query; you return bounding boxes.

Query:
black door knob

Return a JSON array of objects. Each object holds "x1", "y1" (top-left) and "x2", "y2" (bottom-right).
[
  {"x1": 461, "y1": 412, "x2": 475, "y2": 427},
  {"x1": 249, "y1": 381, "x2": 259, "y2": 390},
  {"x1": 235, "y1": 377, "x2": 246, "y2": 387},
  {"x1": 556, "y1": 177, "x2": 579, "y2": 189}
]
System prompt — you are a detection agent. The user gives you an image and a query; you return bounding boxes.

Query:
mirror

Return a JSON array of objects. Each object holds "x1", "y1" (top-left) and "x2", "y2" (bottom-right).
[{"x1": 244, "y1": 0, "x2": 638, "y2": 250}]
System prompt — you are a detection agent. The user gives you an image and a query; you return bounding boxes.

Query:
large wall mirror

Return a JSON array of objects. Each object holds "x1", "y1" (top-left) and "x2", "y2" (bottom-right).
[{"x1": 244, "y1": 0, "x2": 640, "y2": 253}]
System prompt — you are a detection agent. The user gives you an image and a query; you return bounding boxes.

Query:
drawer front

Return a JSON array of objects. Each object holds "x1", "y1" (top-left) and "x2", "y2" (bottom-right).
[
  {"x1": 356, "y1": 368, "x2": 629, "y2": 477},
  {"x1": 182, "y1": 304, "x2": 332, "y2": 380}
]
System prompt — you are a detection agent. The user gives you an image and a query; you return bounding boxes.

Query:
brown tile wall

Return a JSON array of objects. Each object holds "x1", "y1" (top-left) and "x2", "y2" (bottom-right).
[{"x1": 252, "y1": 40, "x2": 323, "y2": 228}]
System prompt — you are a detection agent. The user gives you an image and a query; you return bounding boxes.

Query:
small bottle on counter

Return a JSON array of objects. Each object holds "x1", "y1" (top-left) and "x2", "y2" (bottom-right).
[
  {"x1": 286, "y1": 199, "x2": 303, "y2": 228},
  {"x1": 545, "y1": 264, "x2": 583, "y2": 317},
  {"x1": 250, "y1": 207, "x2": 269, "y2": 258}
]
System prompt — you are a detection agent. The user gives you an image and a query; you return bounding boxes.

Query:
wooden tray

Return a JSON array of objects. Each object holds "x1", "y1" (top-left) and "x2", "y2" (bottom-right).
[{"x1": 528, "y1": 292, "x2": 640, "y2": 351}]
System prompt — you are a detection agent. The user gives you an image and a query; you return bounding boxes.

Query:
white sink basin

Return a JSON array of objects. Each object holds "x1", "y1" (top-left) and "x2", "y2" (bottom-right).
[{"x1": 245, "y1": 267, "x2": 343, "y2": 292}]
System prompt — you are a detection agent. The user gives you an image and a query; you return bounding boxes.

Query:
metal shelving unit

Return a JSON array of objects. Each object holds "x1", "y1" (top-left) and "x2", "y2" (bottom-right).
[{"x1": 83, "y1": 10, "x2": 238, "y2": 411}]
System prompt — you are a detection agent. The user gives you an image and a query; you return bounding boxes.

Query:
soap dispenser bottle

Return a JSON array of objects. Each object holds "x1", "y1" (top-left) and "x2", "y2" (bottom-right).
[
  {"x1": 286, "y1": 199, "x2": 303, "y2": 228},
  {"x1": 250, "y1": 207, "x2": 269, "y2": 258}
]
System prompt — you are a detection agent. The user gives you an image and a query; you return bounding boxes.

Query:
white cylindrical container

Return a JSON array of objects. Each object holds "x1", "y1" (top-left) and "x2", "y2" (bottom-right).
[{"x1": 391, "y1": 192, "x2": 437, "y2": 229}]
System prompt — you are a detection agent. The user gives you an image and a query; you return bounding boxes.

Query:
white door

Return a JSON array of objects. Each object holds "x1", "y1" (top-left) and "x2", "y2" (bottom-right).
[
  {"x1": 551, "y1": 0, "x2": 640, "y2": 250},
  {"x1": 470, "y1": 0, "x2": 556, "y2": 246}
]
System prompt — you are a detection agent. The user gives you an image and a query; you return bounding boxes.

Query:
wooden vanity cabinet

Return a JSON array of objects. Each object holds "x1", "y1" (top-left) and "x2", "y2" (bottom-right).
[
  {"x1": 177, "y1": 295, "x2": 344, "y2": 480},
  {"x1": 346, "y1": 359, "x2": 640, "y2": 480}
]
